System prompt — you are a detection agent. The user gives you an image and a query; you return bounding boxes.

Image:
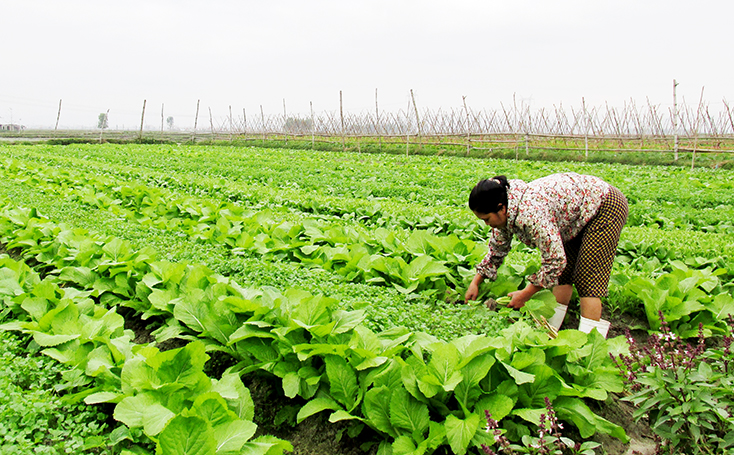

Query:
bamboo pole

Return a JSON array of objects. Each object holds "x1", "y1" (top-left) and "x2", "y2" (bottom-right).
[
  {"x1": 673, "y1": 79, "x2": 679, "y2": 160},
  {"x1": 193, "y1": 99, "x2": 200, "y2": 143},
  {"x1": 462, "y1": 96, "x2": 470, "y2": 155},
  {"x1": 160, "y1": 103, "x2": 164, "y2": 136},
  {"x1": 139, "y1": 99, "x2": 146, "y2": 140},
  {"x1": 283, "y1": 98, "x2": 288, "y2": 145},
  {"x1": 260, "y1": 105, "x2": 265, "y2": 144},
  {"x1": 340, "y1": 90, "x2": 346, "y2": 152},
  {"x1": 208, "y1": 107, "x2": 214, "y2": 138},
  {"x1": 54, "y1": 99, "x2": 62, "y2": 131},
  {"x1": 583, "y1": 97, "x2": 589, "y2": 159},
  {"x1": 375, "y1": 88, "x2": 382, "y2": 151},
  {"x1": 310, "y1": 101, "x2": 315, "y2": 149},
  {"x1": 229, "y1": 105, "x2": 233, "y2": 142},
  {"x1": 691, "y1": 86, "x2": 705, "y2": 170},
  {"x1": 243, "y1": 108, "x2": 247, "y2": 140},
  {"x1": 410, "y1": 89, "x2": 422, "y2": 150}
]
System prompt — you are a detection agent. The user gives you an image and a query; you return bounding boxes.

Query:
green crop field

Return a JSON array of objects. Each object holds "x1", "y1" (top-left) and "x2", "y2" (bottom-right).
[{"x1": 0, "y1": 143, "x2": 733, "y2": 455}]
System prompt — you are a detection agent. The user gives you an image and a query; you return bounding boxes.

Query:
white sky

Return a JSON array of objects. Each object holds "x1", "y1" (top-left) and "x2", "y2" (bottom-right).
[{"x1": 1, "y1": 0, "x2": 732, "y2": 129}]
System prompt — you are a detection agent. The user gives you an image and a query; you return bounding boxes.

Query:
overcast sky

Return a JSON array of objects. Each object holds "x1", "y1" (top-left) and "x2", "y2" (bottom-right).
[{"x1": 1, "y1": 0, "x2": 732, "y2": 129}]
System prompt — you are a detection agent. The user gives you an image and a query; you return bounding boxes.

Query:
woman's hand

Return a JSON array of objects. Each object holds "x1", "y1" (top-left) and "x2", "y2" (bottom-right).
[
  {"x1": 507, "y1": 283, "x2": 544, "y2": 309},
  {"x1": 465, "y1": 282, "x2": 480, "y2": 303},
  {"x1": 464, "y1": 273, "x2": 485, "y2": 304},
  {"x1": 507, "y1": 290, "x2": 529, "y2": 309}
]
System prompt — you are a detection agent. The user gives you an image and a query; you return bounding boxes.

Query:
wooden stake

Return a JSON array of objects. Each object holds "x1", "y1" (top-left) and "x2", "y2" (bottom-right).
[
  {"x1": 229, "y1": 105, "x2": 233, "y2": 142},
  {"x1": 260, "y1": 105, "x2": 266, "y2": 144},
  {"x1": 692, "y1": 86, "x2": 705, "y2": 170},
  {"x1": 375, "y1": 88, "x2": 382, "y2": 151},
  {"x1": 54, "y1": 99, "x2": 62, "y2": 131},
  {"x1": 410, "y1": 89, "x2": 422, "y2": 150},
  {"x1": 340, "y1": 90, "x2": 346, "y2": 152},
  {"x1": 242, "y1": 108, "x2": 248, "y2": 140},
  {"x1": 208, "y1": 107, "x2": 214, "y2": 138},
  {"x1": 193, "y1": 99, "x2": 200, "y2": 142},
  {"x1": 462, "y1": 96, "x2": 470, "y2": 156},
  {"x1": 283, "y1": 98, "x2": 288, "y2": 145},
  {"x1": 160, "y1": 103, "x2": 164, "y2": 136},
  {"x1": 673, "y1": 79, "x2": 679, "y2": 160},
  {"x1": 139, "y1": 99, "x2": 146, "y2": 140},
  {"x1": 310, "y1": 101, "x2": 315, "y2": 149},
  {"x1": 581, "y1": 97, "x2": 599, "y2": 160}
]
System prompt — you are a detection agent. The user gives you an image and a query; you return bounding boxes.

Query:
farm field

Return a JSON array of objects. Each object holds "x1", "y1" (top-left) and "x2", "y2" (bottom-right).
[{"x1": 0, "y1": 143, "x2": 733, "y2": 455}]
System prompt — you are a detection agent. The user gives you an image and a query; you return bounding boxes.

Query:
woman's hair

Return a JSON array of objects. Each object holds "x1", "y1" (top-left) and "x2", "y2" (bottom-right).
[{"x1": 468, "y1": 175, "x2": 510, "y2": 214}]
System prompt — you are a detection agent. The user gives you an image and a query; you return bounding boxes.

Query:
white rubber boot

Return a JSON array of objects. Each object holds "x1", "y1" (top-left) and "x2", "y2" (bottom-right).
[
  {"x1": 578, "y1": 316, "x2": 611, "y2": 338},
  {"x1": 547, "y1": 304, "x2": 568, "y2": 331}
]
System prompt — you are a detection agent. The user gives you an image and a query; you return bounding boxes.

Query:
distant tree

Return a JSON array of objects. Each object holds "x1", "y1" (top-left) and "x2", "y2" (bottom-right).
[
  {"x1": 97, "y1": 113, "x2": 109, "y2": 129},
  {"x1": 166, "y1": 116, "x2": 174, "y2": 130}
]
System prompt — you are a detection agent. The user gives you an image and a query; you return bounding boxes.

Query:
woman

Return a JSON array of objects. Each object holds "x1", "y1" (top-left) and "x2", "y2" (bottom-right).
[{"x1": 464, "y1": 172, "x2": 628, "y2": 337}]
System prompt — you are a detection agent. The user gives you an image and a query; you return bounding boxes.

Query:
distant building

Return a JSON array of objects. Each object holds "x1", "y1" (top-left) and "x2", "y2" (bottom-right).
[{"x1": 0, "y1": 124, "x2": 25, "y2": 131}]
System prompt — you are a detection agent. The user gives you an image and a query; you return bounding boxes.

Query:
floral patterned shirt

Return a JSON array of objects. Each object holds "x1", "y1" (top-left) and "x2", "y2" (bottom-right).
[{"x1": 476, "y1": 172, "x2": 610, "y2": 288}]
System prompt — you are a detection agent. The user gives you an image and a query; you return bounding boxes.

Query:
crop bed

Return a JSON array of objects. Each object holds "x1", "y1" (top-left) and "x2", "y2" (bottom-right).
[{"x1": 0, "y1": 144, "x2": 732, "y2": 454}]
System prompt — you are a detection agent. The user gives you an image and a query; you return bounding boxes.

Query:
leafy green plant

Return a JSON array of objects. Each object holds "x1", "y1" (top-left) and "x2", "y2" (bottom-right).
[
  {"x1": 611, "y1": 313, "x2": 734, "y2": 454},
  {"x1": 0, "y1": 330, "x2": 112, "y2": 455}
]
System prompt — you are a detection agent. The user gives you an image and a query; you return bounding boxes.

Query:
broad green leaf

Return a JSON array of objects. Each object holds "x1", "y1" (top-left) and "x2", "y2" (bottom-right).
[
  {"x1": 363, "y1": 386, "x2": 398, "y2": 438},
  {"x1": 474, "y1": 394, "x2": 514, "y2": 422},
  {"x1": 517, "y1": 365, "x2": 561, "y2": 408},
  {"x1": 158, "y1": 415, "x2": 217, "y2": 455},
  {"x1": 331, "y1": 309, "x2": 366, "y2": 335},
  {"x1": 85, "y1": 391, "x2": 123, "y2": 405},
  {"x1": 296, "y1": 396, "x2": 340, "y2": 424},
  {"x1": 282, "y1": 372, "x2": 300, "y2": 398},
  {"x1": 500, "y1": 361, "x2": 535, "y2": 385},
  {"x1": 325, "y1": 355, "x2": 359, "y2": 411},
  {"x1": 239, "y1": 435, "x2": 293, "y2": 455},
  {"x1": 426, "y1": 343, "x2": 463, "y2": 392},
  {"x1": 390, "y1": 388, "x2": 429, "y2": 435},
  {"x1": 114, "y1": 393, "x2": 158, "y2": 428},
  {"x1": 153, "y1": 341, "x2": 209, "y2": 389},
  {"x1": 0, "y1": 268, "x2": 23, "y2": 296},
  {"x1": 211, "y1": 372, "x2": 254, "y2": 421},
  {"x1": 193, "y1": 393, "x2": 238, "y2": 428},
  {"x1": 32, "y1": 332, "x2": 80, "y2": 347},
  {"x1": 444, "y1": 413, "x2": 481, "y2": 455},
  {"x1": 329, "y1": 410, "x2": 363, "y2": 423},
  {"x1": 213, "y1": 420, "x2": 257, "y2": 453},
  {"x1": 142, "y1": 403, "x2": 175, "y2": 436},
  {"x1": 554, "y1": 397, "x2": 629, "y2": 442}
]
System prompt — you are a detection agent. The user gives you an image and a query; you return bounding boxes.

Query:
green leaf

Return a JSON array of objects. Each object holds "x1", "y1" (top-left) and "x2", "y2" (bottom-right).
[
  {"x1": 363, "y1": 386, "x2": 398, "y2": 438},
  {"x1": 213, "y1": 420, "x2": 257, "y2": 453},
  {"x1": 554, "y1": 397, "x2": 629, "y2": 442},
  {"x1": 282, "y1": 372, "x2": 300, "y2": 398},
  {"x1": 474, "y1": 394, "x2": 515, "y2": 422},
  {"x1": 193, "y1": 393, "x2": 238, "y2": 427},
  {"x1": 500, "y1": 361, "x2": 535, "y2": 385},
  {"x1": 152, "y1": 341, "x2": 209, "y2": 389},
  {"x1": 158, "y1": 415, "x2": 217, "y2": 455},
  {"x1": 240, "y1": 435, "x2": 293, "y2": 455},
  {"x1": 325, "y1": 355, "x2": 360, "y2": 411},
  {"x1": 142, "y1": 403, "x2": 176, "y2": 436},
  {"x1": 114, "y1": 393, "x2": 158, "y2": 428},
  {"x1": 390, "y1": 388, "x2": 429, "y2": 435},
  {"x1": 211, "y1": 372, "x2": 254, "y2": 421},
  {"x1": 444, "y1": 413, "x2": 481, "y2": 455},
  {"x1": 297, "y1": 396, "x2": 340, "y2": 424},
  {"x1": 0, "y1": 267, "x2": 23, "y2": 296},
  {"x1": 426, "y1": 343, "x2": 463, "y2": 392}
]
